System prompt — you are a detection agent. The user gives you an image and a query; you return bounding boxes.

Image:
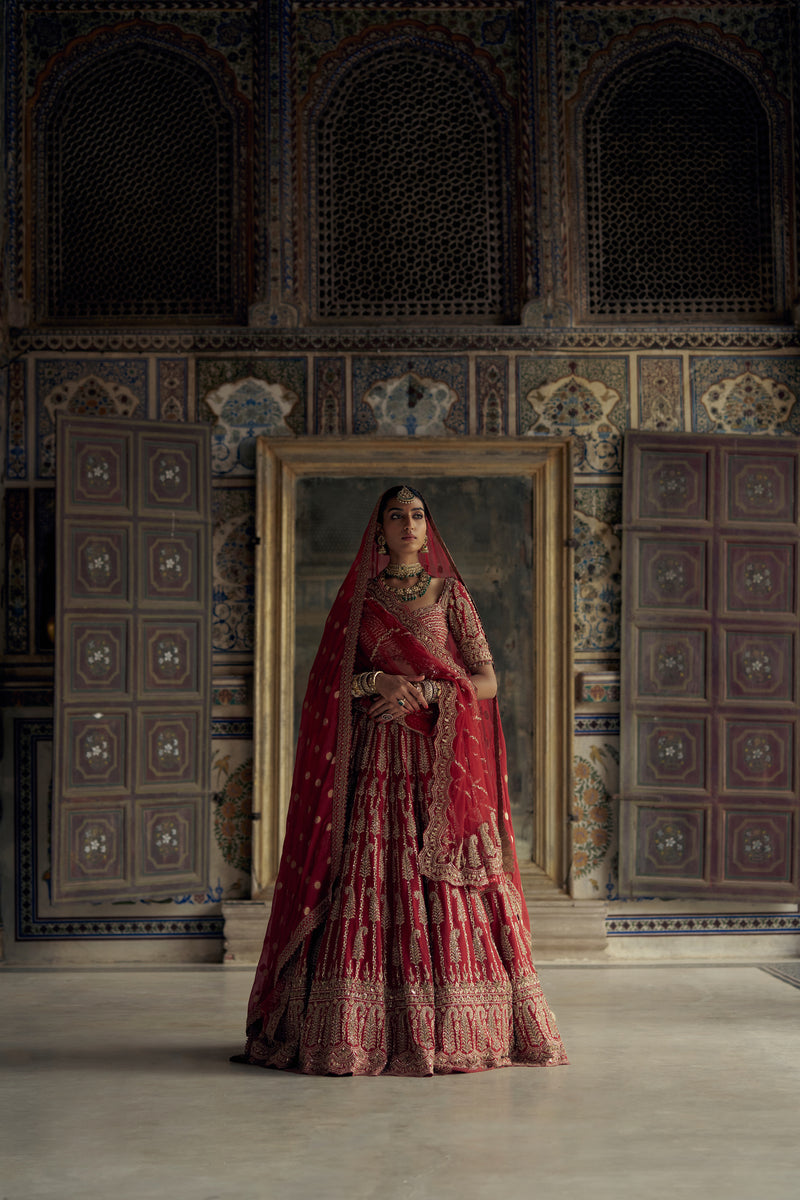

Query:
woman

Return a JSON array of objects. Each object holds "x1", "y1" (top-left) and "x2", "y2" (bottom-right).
[{"x1": 234, "y1": 484, "x2": 567, "y2": 1075}]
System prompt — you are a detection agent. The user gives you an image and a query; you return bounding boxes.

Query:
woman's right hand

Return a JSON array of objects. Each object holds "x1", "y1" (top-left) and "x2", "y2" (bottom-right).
[{"x1": 367, "y1": 673, "x2": 428, "y2": 721}]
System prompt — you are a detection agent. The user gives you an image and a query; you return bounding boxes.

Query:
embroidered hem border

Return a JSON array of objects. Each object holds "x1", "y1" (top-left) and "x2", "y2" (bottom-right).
[{"x1": 245, "y1": 974, "x2": 568, "y2": 1076}]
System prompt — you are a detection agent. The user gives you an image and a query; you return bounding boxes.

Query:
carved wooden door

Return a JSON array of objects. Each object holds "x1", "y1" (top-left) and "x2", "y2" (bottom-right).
[
  {"x1": 53, "y1": 416, "x2": 211, "y2": 902},
  {"x1": 620, "y1": 431, "x2": 800, "y2": 898}
]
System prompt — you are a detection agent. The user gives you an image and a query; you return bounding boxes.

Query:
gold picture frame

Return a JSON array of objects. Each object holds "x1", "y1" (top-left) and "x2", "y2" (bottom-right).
[{"x1": 252, "y1": 436, "x2": 574, "y2": 898}]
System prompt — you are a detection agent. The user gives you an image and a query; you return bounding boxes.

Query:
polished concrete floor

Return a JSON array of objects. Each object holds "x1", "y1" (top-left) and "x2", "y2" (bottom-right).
[{"x1": 1, "y1": 963, "x2": 799, "y2": 1200}]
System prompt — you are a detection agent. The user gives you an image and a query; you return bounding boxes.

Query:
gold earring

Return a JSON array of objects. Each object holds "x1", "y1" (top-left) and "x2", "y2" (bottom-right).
[
  {"x1": 421, "y1": 534, "x2": 429, "y2": 552},
  {"x1": 376, "y1": 528, "x2": 387, "y2": 554}
]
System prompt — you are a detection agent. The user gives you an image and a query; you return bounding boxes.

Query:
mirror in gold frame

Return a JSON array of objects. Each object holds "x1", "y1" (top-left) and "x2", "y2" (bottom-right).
[{"x1": 252, "y1": 437, "x2": 574, "y2": 900}]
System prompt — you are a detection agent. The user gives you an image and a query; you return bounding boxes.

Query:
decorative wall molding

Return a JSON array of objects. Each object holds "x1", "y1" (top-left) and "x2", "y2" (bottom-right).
[
  {"x1": 607, "y1": 912, "x2": 800, "y2": 937},
  {"x1": 10, "y1": 326, "x2": 800, "y2": 354}
]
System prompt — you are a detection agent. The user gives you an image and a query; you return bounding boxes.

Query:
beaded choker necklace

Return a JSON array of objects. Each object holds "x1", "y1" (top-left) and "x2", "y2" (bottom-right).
[
  {"x1": 383, "y1": 561, "x2": 424, "y2": 579},
  {"x1": 380, "y1": 568, "x2": 431, "y2": 602}
]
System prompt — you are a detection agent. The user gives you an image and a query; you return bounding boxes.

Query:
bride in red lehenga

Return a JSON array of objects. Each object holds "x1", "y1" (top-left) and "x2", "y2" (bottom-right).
[{"x1": 233, "y1": 484, "x2": 567, "y2": 1075}]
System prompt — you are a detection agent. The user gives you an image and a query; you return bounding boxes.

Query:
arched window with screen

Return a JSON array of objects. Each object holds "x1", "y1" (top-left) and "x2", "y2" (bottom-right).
[
  {"x1": 30, "y1": 25, "x2": 251, "y2": 325},
  {"x1": 301, "y1": 29, "x2": 519, "y2": 324},
  {"x1": 573, "y1": 32, "x2": 790, "y2": 323}
]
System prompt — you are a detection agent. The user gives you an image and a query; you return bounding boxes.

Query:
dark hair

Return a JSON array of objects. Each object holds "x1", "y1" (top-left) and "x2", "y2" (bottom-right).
[{"x1": 377, "y1": 485, "x2": 430, "y2": 522}]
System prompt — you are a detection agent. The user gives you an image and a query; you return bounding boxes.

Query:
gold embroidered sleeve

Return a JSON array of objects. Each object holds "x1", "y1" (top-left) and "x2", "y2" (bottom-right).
[{"x1": 447, "y1": 579, "x2": 493, "y2": 671}]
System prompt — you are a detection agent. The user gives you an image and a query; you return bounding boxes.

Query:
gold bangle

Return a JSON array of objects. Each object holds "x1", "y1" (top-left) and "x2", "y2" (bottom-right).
[{"x1": 351, "y1": 669, "x2": 383, "y2": 699}]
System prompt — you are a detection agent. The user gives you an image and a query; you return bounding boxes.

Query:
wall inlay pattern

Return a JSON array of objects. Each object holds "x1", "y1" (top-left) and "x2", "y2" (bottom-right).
[
  {"x1": 352, "y1": 357, "x2": 468, "y2": 435},
  {"x1": 577, "y1": 675, "x2": 620, "y2": 706},
  {"x1": 213, "y1": 754, "x2": 253, "y2": 876},
  {"x1": 637, "y1": 357, "x2": 684, "y2": 430},
  {"x1": 6, "y1": 361, "x2": 27, "y2": 480},
  {"x1": 293, "y1": 4, "x2": 522, "y2": 98},
  {"x1": 571, "y1": 743, "x2": 617, "y2": 889},
  {"x1": 518, "y1": 357, "x2": 628, "y2": 472},
  {"x1": 211, "y1": 484, "x2": 256, "y2": 655},
  {"x1": 691, "y1": 356, "x2": 800, "y2": 434},
  {"x1": 606, "y1": 913, "x2": 800, "y2": 937},
  {"x1": 575, "y1": 715, "x2": 620, "y2": 737},
  {"x1": 18, "y1": 5, "x2": 257, "y2": 99},
  {"x1": 157, "y1": 359, "x2": 190, "y2": 422},
  {"x1": 573, "y1": 485, "x2": 622, "y2": 652},
  {"x1": 5, "y1": 488, "x2": 29, "y2": 655},
  {"x1": 313, "y1": 358, "x2": 346, "y2": 434},
  {"x1": 198, "y1": 358, "x2": 307, "y2": 474},
  {"x1": 35, "y1": 359, "x2": 147, "y2": 479},
  {"x1": 477, "y1": 357, "x2": 510, "y2": 434}
]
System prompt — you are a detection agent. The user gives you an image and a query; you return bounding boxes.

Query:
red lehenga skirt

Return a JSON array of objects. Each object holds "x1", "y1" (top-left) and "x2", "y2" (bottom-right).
[{"x1": 244, "y1": 709, "x2": 568, "y2": 1076}]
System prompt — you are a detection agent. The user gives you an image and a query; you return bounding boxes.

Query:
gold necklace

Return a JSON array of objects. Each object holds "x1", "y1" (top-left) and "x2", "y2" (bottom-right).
[
  {"x1": 381, "y1": 568, "x2": 431, "y2": 602},
  {"x1": 384, "y1": 561, "x2": 424, "y2": 579}
]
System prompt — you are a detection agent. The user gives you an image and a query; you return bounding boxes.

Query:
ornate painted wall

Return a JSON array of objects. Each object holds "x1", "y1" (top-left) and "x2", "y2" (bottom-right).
[{"x1": 2, "y1": 0, "x2": 800, "y2": 959}]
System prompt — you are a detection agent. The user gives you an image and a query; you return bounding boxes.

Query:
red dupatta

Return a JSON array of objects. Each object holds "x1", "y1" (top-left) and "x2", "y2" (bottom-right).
[{"x1": 247, "y1": 498, "x2": 525, "y2": 1036}]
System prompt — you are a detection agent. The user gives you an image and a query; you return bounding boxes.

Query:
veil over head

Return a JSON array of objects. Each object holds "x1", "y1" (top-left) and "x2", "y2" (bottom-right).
[{"x1": 247, "y1": 487, "x2": 525, "y2": 1039}]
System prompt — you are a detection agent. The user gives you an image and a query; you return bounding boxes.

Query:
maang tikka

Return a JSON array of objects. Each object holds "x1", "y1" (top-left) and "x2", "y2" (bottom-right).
[{"x1": 396, "y1": 485, "x2": 427, "y2": 549}]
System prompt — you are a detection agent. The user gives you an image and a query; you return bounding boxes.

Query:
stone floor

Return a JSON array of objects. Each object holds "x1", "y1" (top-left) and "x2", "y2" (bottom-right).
[{"x1": 1, "y1": 962, "x2": 799, "y2": 1200}]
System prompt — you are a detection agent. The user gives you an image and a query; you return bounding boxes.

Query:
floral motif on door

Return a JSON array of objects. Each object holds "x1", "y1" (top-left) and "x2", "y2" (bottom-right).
[
  {"x1": 621, "y1": 433, "x2": 800, "y2": 899},
  {"x1": 54, "y1": 419, "x2": 211, "y2": 903}
]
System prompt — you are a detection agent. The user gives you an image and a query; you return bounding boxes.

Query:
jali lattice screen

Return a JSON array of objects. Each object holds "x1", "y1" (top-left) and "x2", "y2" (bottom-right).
[
  {"x1": 584, "y1": 44, "x2": 777, "y2": 320},
  {"x1": 306, "y1": 35, "x2": 517, "y2": 322},
  {"x1": 32, "y1": 26, "x2": 250, "y2": 324}
]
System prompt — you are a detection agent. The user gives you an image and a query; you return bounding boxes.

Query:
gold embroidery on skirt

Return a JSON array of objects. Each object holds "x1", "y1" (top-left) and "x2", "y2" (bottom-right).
[
  {"x1": 285, "y1": 977, "x2": 566, "y2": 1075},
  {"x1": 342, "y1": 883, "x2": 357, "y2": 920},
  {"x1": 246, "y1": 953, "x2": 567, "y2": 1075},
  {"x1": 353, "y1": 925, "x2": 367, "y2": 960},
  {"x1": 409, "y1": 927, "x2": 423, "y2": 967}
]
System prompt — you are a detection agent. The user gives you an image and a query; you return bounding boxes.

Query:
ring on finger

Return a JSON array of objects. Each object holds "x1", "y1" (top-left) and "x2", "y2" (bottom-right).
[{"x1": 397, "y1": 698, "x2": 406, "y2": 707}]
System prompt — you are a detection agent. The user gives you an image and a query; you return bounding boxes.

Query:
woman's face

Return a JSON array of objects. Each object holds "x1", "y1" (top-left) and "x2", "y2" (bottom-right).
[{"x1": 380, "y1": 499, "x2": 427, "y2": 558}]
